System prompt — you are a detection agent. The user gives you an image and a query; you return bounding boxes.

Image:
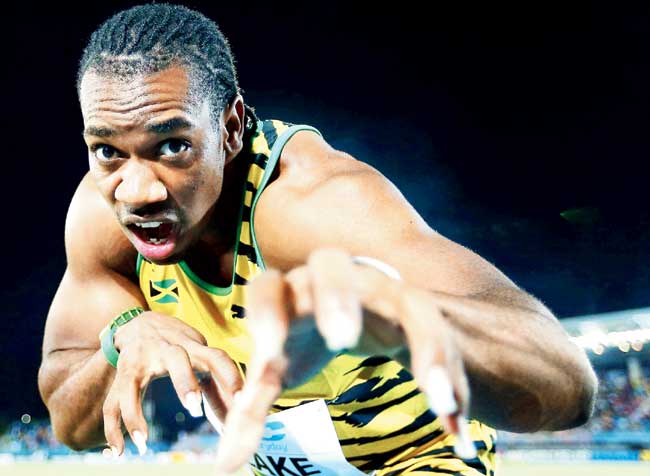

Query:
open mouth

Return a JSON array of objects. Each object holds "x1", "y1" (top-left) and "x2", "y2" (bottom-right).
[
  {"x1": 127, "y1": 221, "x2": 178, "y2": 261},
  {"x1": 128, "y1": 221, "x2": 175, "y2": 245}
]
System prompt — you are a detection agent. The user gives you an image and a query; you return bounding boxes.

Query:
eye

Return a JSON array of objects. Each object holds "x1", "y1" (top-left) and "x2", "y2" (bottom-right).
[
  {"x1": 91, "y1": 144, "x2": 119, "y2": 161},
  {"x1": 159, "y1": 139, "x2": 191, "y2": 157}
]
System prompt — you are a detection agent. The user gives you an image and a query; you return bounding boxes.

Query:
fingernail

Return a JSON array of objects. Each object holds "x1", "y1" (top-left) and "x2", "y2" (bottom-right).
[
  {"x1": 454, "y1": 415, "x2": 477, "y2": 459},
  {"x1": 253, "y1": 319, "x2": 284, "y2": 361},
  {"x1": 132, "y1": 430, "x2": 147, "y2": 456},
  {"x1": 202, "y1": 392, "x2": 225, "y2": 434},
  {"x1": 111, "y1": 446, "x2": 120, "y2": 459},
  {"x1": 324, "y1": 310, "x2": 361, "y2": 351},
  {"x1": 183, "y1": 391, "x2": 203, "y2": 418},
  {"x1": 425, "y1": 366, "x2": 458, "y2": 416}
]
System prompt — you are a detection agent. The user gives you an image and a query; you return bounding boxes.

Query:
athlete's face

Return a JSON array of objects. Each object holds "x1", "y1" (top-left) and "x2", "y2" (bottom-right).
[{"x1": 80, "y1": 65, "x2": 244, "y2": 264}]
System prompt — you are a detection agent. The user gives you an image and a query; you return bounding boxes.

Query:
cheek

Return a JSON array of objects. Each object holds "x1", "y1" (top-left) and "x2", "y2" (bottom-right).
[
  {"x1": 178, "y1": 169, "x2": 223, "y2": 218},
  {"x1": 88, "y1": 165, "x2": 119, "y2": 204},
  {"x1": 195, "y1": 173, "x2": 223, "y2": 209},
  {"x1": 167, "y1": 145, "x2": 226, "y2": 220}
]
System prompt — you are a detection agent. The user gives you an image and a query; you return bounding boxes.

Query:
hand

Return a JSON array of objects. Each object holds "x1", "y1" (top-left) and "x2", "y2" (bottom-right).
[
  {"x1": 214, "y1": 248, "x2": 473, "y2": 475},
  {"x1": 102, "y1": 311, "x2": 243, "y2": 457}
]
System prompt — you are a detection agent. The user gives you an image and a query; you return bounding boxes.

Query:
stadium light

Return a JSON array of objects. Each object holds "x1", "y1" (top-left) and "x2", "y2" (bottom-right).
[{"x1": 570, "y1": 328, "x2": 650, "y2": 352}]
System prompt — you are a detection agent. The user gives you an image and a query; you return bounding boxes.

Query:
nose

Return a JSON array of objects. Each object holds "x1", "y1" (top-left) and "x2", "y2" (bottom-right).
[{"x1": 114, "y1": 159, "x2": 167, "y2": 208}]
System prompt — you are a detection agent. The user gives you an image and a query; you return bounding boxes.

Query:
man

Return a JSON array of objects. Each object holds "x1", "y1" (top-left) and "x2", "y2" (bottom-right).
[{"x1": 38, "y1": 4, "x2": 597, "y2": 476}]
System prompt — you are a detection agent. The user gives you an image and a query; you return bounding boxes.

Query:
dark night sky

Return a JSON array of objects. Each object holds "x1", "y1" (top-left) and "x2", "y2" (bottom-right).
[{"x1": 1, "y1": 2, "x2": 649, "y2": 421}]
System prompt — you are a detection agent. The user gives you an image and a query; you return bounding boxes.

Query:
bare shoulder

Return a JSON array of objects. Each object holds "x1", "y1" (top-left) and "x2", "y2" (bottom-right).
[
  {"x1": 271, "y1": 129, "x2": 373, "y2": 192},
  {"x1": 267, "y1": 129, "x2": 397, "y2": 211},
  {"x1": 65, "y1": 173, "x2": 137, "y2": 279},
  {"x1": 255, "y1": 130, "x2": 428, "y2": 267}
]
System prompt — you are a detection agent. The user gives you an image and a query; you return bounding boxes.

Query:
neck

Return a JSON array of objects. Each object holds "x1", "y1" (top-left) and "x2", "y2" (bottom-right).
[{"x1": 181, "y1": 154, "x2": 249, "y2": 285}]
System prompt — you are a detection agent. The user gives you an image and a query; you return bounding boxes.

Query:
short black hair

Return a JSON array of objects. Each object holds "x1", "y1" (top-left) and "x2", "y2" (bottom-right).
[{"x1": 77, "y1": 3, "x2": 240, "y2": 125}]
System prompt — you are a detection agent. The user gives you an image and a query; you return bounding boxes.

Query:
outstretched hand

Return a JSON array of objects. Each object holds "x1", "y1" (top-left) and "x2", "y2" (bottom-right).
[{"x1": 213, "y1": 248, "x2": 475, "y2": 475}]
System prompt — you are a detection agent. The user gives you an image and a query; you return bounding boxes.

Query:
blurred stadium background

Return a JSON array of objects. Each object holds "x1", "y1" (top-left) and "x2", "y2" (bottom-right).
[{"x1": 1, "y1": 306, "x2": 648, "y2": 475}]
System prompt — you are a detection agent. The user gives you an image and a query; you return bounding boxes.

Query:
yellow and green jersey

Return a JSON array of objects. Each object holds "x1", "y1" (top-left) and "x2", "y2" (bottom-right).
[{"x1": 137, "y1": 118, "x2": 497, "y2": 475}]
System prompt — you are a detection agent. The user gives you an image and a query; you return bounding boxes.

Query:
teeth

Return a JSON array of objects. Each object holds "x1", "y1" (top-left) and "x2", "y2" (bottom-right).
[
  {"x1": 148, "y1": 237, "x2": 167, "y2": 245},
  {"x1": 134, "y1": 221, "x2": 162, "y2": 228}
]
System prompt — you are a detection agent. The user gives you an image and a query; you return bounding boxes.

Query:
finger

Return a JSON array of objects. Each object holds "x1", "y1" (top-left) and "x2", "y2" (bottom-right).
[
  {"x1": 185, "y1": 343, "x2": 244, "y2": 410},
  {"x1": 443, "y1": 344, "x2": 474, "y2": 459},
  {"x1": 400, "y1": 288, "x2": 462, "y2": 414},
  {"x1": 200, "y1": 375, "x2": 228, "y2": 428},
  {"x1": 247, "y1": 269, "x2": 290, "y2": 371},
  {"x1": 285, "y1": 266, "x2": 312, "y2": 316},
  {"x1": 116, "y1": 371, "x2": 149, "y2": 456},
  {"x1": 308, "y1": 248, "x2": 363, "y2": 351},
  {"x1": 348, "y1": 260, "x2": 404, "y2": 320},
  {"x1": 102, "y1": 389, "x2": 124, "y2": 458},
  {"x1": 398, "y1": 287, "x2": 475, "y2": 458},
  {"x1": 214, "y1": 357, "x2": 286, "y2": 474},
  {"x1": 214, "y1": 270, "x2": 290, "y2": 473},
  {"x1": 162, "y1": 344, "x2": 203, "y2": 418},
  {"x1": 285, "y1": 256, "x2": 402, "y2": 381},
  {"x1": 159, "y1": 320, "x2": 209, "y2": 346}
]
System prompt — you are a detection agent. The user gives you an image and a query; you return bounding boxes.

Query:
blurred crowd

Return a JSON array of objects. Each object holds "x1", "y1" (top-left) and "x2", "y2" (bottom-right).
[
  {"x1": 587, "y1": 366, "x2": 650, "y2": 433},
  {"x1": 0, "y1": 419, "x2": 68, "y2": 456}
]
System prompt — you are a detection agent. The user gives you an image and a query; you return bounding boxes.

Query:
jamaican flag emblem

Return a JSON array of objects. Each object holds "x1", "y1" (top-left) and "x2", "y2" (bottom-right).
[{"x1": 149, "y1": 279, "x2": 179, "y2": 304}]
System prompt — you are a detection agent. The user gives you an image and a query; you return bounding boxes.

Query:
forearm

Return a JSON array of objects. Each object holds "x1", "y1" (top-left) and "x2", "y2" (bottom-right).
[
  {"x1": 38, "y1": 349, "x2": 116, "y2": 450},
  {"x1": 435, "y1": 286, "x2": 597, "y2": 432}
]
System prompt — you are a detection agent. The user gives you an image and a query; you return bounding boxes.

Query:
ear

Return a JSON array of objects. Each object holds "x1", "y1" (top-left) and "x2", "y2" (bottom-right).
[{"x1": 223, "y1": 95, "x2": 245, "y2": 164}]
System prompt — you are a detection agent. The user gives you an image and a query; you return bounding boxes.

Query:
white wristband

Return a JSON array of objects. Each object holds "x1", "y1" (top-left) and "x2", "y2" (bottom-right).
[{"x1": 352, "y1": 256, "x2": 402, "y2": 281}]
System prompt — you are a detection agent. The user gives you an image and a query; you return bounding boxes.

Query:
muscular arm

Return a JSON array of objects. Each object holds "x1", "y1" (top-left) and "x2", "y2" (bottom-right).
[
  {"x1": 38, "y1": 173, "x2": 144, "y2": 450},
  {"x1": 429, "y1": 287, "x2": 596, "y2": 431},
  {"x1": 254, "y1": 131, "x2": 597, "y2": 432}
]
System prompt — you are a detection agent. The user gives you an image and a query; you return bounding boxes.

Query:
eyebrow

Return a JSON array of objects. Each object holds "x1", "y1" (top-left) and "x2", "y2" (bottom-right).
[{"x1": 83, "y1": 117, "x2": 194, "y2": 138}]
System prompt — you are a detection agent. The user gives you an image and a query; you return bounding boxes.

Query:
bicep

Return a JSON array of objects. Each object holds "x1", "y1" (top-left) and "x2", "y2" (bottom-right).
[
  {"x1": 256, "y1": 156, "x2": 515, "y2": 296},
  {"x1": 42, "y1": 266, "x2": 146, "y2": 356}
]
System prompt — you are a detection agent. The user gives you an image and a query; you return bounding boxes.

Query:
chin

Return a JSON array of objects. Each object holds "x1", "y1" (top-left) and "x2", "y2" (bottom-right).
[
  {"x1": 131, "y1": 237, "x2": 187, "y2": 266},
  {"x1": 147, "y1": 254, "x2": 184, "y2": 266}
]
